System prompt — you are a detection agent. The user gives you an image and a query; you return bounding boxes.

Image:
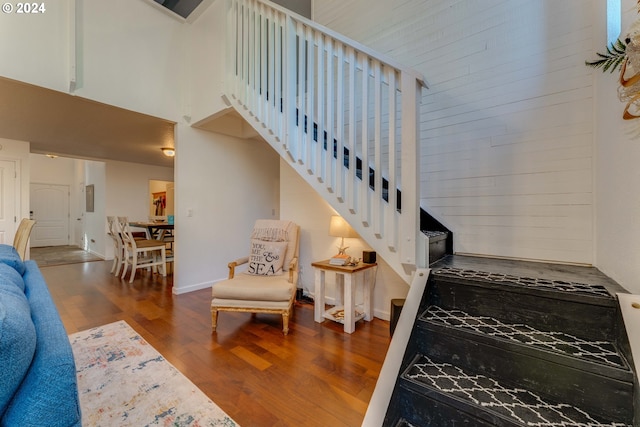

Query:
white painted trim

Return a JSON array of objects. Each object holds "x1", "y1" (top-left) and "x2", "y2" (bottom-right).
[
  {"x1": 617, "y1": 293, "x2": 640, "y2": 369},
  {"x1": 362, "y1": 268, "x2": 430, "y2": 427},
  {"x1": 173, "y1": 277, "x2": 224, "y2": 295}
]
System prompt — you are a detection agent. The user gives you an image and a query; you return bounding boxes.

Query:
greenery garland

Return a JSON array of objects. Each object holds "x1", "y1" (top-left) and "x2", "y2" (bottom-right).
[{"x1": 585, "y1": 39, "x2": 627, "y2": 73}]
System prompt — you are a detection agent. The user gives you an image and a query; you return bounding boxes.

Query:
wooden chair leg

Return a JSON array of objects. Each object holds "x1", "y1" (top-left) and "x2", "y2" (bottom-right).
[
  {"x1": 282, "y1": 312, "x2": 289, "y2": 335},
  {"x1": 211, "y1": 309, "x2": 218, "y2": 332}
]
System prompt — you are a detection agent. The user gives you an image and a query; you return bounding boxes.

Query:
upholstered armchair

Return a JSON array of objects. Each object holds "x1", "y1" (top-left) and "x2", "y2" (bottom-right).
[{"x1": 211, "y1": 220, "x2": 299, "y2": 335}]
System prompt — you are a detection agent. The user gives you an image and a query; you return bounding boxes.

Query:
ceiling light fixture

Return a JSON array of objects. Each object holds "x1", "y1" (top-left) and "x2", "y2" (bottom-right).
[
  {"x1": 161, "y1": 147, "x2": 175, "y2": 157},
  {"x1": 45, "y1": 154, "x2": 59, "y2": 159}
]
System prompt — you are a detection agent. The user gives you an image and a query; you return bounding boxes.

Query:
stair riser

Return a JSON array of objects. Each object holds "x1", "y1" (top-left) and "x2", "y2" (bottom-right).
[
  {"x1": 386, "y1": 383, "x2": 513, "y2": 427},
  {"x1": 414, "y1": 327, "x2": 634, "y2": 424},
  {"x1": 430, "y1": 278, "x2": 617, "y2": 341}
]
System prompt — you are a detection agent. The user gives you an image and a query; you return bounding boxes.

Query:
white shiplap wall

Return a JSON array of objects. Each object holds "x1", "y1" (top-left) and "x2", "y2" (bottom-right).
[{"x1": 314, "y1": 0, "x2": 595, "y2": 264}]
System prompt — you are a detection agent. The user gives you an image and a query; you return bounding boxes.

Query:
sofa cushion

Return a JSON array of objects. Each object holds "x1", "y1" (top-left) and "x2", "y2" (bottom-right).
[
  {"x1": 2, "y1": 261, "x2": 81, "y2": 427},
  {"x1": 0, "y1": 264, "x2": 36, "y2": 418},
  {"x1": 0, "y1": 244, "x2": 26, "y2": 276}
]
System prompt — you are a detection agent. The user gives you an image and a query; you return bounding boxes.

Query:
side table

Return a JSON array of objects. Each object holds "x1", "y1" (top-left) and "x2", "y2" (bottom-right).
[{"x1": 311, "y1": 259, "x2": 377, "y2": 333}]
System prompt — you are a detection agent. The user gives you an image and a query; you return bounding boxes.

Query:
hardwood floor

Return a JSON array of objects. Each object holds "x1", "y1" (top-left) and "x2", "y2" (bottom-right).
[{"x1": 43, "y1": 260, "x2": 392, "y2": 427}]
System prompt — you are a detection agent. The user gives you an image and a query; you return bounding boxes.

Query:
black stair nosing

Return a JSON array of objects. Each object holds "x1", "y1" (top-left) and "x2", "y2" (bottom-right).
[
  {"x1": 396, "y1": 380, "x2": 520, "y2": 427},
  {"x1": 417, "y1": 306, "x2": 632, "y2": 382},
  {"x1": 432, "y1": 269, "x2": 617, "y2": 308},
  {"x1": 399, "y1": 353, "x2": 633, "y2": 427}
]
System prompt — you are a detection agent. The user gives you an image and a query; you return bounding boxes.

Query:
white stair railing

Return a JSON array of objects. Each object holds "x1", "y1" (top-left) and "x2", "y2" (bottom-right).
[{"x1": 225, "y1": 0, "x2": 427, "y2": 279}]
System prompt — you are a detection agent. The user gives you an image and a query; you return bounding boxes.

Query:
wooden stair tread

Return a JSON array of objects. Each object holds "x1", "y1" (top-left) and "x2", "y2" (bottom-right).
[
  {"x1": 420, "y1": 306, "x2": 629, "y2": 371},
  {"x1": 433, "y1": 266, "x2": 614, "y2": 301},
  {"x1": 402, "y1": 354, "x2": 632, "y2": 427}
]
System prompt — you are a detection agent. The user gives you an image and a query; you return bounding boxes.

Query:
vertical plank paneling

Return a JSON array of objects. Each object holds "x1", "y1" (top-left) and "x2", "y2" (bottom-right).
[{"x1": 314, "y1": 0, "x2": 595, "y2": 265}]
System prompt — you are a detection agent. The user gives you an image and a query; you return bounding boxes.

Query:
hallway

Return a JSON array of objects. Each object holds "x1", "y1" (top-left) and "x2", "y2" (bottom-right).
[{"x1": 30, "y1": 245, "x2": 102, "y2": 267}]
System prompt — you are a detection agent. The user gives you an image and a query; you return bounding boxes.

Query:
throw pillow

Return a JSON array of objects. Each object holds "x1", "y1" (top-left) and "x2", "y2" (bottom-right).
[{"x1": 248, "y1": 239, "x2": 287, "y2": 276}]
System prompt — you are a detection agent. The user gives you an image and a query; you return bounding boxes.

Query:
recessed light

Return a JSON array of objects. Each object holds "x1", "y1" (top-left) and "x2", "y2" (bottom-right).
[{"x1": 161, "y1": 147, "x2": 175, "y2": 157}]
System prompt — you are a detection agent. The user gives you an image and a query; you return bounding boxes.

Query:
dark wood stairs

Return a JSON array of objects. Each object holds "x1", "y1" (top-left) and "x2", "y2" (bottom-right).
[{"x1": 383, "y1": 255, "x2": 636, "y2": 426}]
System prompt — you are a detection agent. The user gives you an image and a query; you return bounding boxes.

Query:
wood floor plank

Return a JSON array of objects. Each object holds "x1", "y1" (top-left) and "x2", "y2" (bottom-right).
[{"x1": 41, "y1": 260, "x2": 391, "y2": 426}]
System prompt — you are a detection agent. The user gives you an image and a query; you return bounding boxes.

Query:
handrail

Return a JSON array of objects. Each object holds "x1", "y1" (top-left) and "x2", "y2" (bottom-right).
[{"x1": 225, "y1": 0, "x2": 426, "y2": 278}]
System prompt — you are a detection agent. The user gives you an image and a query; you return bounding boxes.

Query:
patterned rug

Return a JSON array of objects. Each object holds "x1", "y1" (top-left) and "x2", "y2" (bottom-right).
[{"x1": 69, "y1": 320, "x2": 238, "y2": 427}]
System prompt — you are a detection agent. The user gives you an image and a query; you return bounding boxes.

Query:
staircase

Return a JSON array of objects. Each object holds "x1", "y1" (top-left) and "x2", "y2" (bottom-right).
[
  {"x1": 223, "y1": 0, "x2": 429, "y2": 280},
  {"x1": 220, "y1": 2, "x2": 638, "y2": 425},
  {"x1": 382, "y1": 255, "x2": 636, "y2": 426}
]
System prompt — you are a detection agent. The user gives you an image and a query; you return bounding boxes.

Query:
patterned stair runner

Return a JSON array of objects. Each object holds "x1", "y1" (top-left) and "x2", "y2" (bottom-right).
[
  {"x1": 434, "y1": 267, "x2": 613, "y2": 298},
  {"x1": 422, "y1": 306, "x2": 627, "y2": 369},
  {"x1": 404, "y1": 355, "x2": 631, "y2": 427}
]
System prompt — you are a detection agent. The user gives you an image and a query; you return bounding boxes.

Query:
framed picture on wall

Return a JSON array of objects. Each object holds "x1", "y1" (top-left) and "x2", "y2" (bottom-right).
[{"x1": 86, "y1": 184, "x2": 94, "y2": 212}]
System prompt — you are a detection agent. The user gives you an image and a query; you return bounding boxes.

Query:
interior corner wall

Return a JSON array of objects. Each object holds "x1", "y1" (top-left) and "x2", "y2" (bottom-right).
[
  {"x1": 0, "y1": 0, "x2": 187, "y2": 121},
  {"x1": 186, "y1": 0, "x2": 228, "y2": 124},
  {"x1": 0, "y1": 0, "x2": 69, "y2": 92},
  {"x1": 279, "y1": 159, "x2": 409, "y2": 320},
  {"x1": 0, "y1": 138, "x2": 31, "y2": 240},
  {"x1": 173, "y1": 124, "x2": 280, "y2": 295},
  {"x1": 595, "y1": 0, "x2": 640, "y2": 294},
  {"x1": 314, "y1": 0, "x2": 597, "y2": 265}
]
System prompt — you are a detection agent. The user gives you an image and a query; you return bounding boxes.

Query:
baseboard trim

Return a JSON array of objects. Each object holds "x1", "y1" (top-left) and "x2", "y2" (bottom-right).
[{"x1": 172, "y1": 278, "x2": 225, "y2": 295}]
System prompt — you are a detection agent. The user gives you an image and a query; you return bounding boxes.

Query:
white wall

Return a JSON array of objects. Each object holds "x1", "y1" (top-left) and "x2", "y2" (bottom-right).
[
  {"x1": 186, "y1": 0, "x2": 228, "y2": 124},
  {"x1": 74, "y1": 0, "x2": 186, "y2": 120},
  {"x1": 173, "y1": 125, "x2": 280, "y2": 294},
  {"x1": 0, "y1": 0, "x2": 186, "y2": 121},
  {"x1": 314, "y1": 0, "x2": 597, "y2": 266},
  {"x1": 595, "y1": 0, "x2": 640, "y2": 294},
  {"x1": 280, "y1": 160, "x2": 409, "y2": 320},
  {"x1": 0, "y1": 1, "x2": 70, "y2": 92}
]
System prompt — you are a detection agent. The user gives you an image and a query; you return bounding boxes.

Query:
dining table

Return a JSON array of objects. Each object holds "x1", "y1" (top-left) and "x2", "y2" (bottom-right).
[{"x1": 128, "y1": 221, "x2": 174, "y2": 240}]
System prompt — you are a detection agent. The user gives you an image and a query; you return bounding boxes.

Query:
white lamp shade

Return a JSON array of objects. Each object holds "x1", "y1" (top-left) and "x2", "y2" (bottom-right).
[{"x1": 329, "y1": 215, "x2": 358, "y2": 238}]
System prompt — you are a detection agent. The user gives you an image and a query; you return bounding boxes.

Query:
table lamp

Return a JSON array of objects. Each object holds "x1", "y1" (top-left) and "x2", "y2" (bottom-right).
[{"x1": 329, "y1": 215, "x2": 358, "y2": 257}]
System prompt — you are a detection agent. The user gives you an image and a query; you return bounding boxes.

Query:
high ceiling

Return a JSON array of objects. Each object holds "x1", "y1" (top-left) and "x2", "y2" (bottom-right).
[
  {"x1": 0, "y1": 77, "x2": 176, "y2": 167},
  {"x1": 0, "y1": 0, "x2": 311, "y2": 168}
]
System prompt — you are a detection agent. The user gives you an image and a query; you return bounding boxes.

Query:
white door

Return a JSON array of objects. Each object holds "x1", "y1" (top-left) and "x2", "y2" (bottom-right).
[
  {"x1": 0, "y1": 161, "x2": 17, "y2": 244},
  {"x1": 30, "y1": 184, "x2": 70, "y2": 247}
]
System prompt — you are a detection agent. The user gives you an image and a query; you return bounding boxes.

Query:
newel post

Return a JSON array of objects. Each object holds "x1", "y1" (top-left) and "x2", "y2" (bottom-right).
[{"x1": 400, "y1": 72, "x2": 423, "y2": 274}]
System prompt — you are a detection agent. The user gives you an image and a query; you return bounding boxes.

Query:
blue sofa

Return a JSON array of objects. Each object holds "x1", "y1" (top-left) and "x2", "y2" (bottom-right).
[{"x1": 0, "y1": 245, "x2": 81, "y2": 427}]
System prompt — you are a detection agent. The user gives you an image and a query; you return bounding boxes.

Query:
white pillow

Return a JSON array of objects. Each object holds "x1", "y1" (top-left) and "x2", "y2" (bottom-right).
[{"x1": 248, "y1": 239, "x2": 288, "y2": 276}]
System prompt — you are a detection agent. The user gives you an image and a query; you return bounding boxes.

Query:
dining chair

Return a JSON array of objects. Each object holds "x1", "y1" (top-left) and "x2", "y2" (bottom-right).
[
  {"x1": 117, "y1": 216, "x2": 167, "y2": 283},
  {"x1": 106, "y1": 216, "x2": 124, "y2": 275},
  {"x1": 13, "y1": 218, "x2": 36, "y2": 260}
]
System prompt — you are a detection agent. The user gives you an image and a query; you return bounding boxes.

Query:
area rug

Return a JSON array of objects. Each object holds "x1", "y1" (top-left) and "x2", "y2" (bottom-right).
[{"x1": 69, "y1": 320, "x2": 238, "y2": 427}]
